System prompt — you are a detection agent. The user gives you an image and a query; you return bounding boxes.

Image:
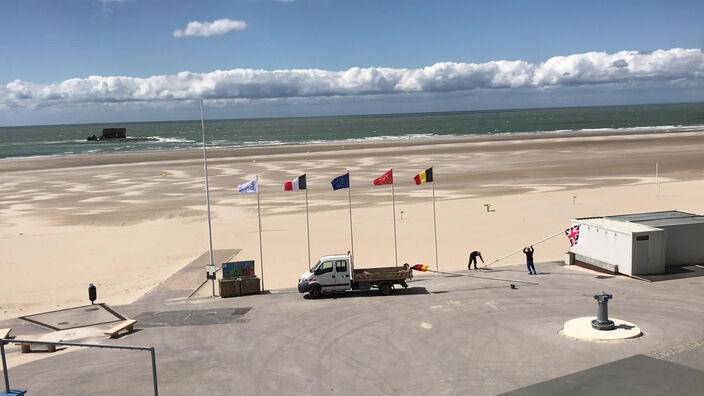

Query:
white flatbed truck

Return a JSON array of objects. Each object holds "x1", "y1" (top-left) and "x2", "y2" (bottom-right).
[{"x1": 298, "y1": 254, "x2": 413, "y2": 298}]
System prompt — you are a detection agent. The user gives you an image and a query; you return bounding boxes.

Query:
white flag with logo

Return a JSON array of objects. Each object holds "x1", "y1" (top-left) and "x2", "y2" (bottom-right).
[{"x1": 238, "y1": 177, "x2": 259, "y2": 194}]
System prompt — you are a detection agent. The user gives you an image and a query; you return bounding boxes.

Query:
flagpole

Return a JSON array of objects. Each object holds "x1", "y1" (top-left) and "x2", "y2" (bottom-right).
[
  {"x1": 391, "y1": 175, "x2": 398, "y2": 267},
  {"x1": 347, "y1": 171, "x2": 355, "y2": 263},
  {"x1": 305, "y1": 185, "x2": 311, "y2": 271},
  {"x1": 432, "y1": 172, "x2": 438, "y2": 273},
  {"x1": 256, "y1": 175, "x2": 264, "y2": 291},
  {"x1": 200, "y1": 99, "x2": 216, "y2": 297}
]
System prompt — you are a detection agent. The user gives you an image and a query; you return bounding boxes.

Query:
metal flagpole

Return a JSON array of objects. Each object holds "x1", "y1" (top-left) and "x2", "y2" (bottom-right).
[
  {"x1": 432, "y1": 174, "x2": 439, "y2": 273},
  {"x1": 200, "y1": 100, "x2": 216, "y2": 297},
  {"x1": 257, "y1": 176, "x2": 264, "y2": 291},
  {"x1": 305, "y1": 185, "x2": 311, "y2": 271},
  {"x1": 347, "y1": 172, "x2": 355, "y2": 262},
  {"x1": 392, "y1": 175, "x2": 398, "y2": 267}
]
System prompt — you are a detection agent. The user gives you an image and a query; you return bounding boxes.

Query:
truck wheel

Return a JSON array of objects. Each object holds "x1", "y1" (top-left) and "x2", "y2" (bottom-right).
[
  {"x1": 379, "y1": 283, "x2": 392, "y2": 296},
  {"x1": 309, "y1": 287, "x2": 322, "y2": 299}
]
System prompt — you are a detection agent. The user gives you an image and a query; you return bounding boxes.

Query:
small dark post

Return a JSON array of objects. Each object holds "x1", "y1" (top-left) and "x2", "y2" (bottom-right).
[
  {"x1": 150, "y1": 347, "x2": 159, "y2": 396},
  {"x1": 88, "y1": 283, "x2": 97, "y2": 305},
  {"x1": 592, "y1": 291, "x2": 615, "y2": 330},
  {"x1": 2, "y1": 340, "x2": 10, "y2": 393}
]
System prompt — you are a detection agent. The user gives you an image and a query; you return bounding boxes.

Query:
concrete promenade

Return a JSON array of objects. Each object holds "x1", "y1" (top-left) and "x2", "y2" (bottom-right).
[{"x1": 2, "y1": 261, "x2": 703, "y2": 395}]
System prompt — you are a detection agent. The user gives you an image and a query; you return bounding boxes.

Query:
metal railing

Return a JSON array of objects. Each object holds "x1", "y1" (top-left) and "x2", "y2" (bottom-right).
[{"x1": 1, "y1": 338, "x2": 158, "y2": 395}]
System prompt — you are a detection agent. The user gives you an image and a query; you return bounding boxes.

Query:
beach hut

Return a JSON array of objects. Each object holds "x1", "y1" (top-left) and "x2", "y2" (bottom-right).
[{"x1": 568, "y1": 210, "x2": 704, "y2": 276}]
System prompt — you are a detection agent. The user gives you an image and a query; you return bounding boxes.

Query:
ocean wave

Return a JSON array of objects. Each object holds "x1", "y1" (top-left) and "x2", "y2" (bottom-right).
[
  {"x1": 152, "y1": 136, "x2": 195, "y2": 143},
  {"x1": 240, "y1": 140, "x2": 284, "y2": 146},
  {"x1": 304, "y1": 133, "x2": 440, "y2": 145},
  {"x1": 488, "y1": 124, "x2": 704, "y2": 137}
]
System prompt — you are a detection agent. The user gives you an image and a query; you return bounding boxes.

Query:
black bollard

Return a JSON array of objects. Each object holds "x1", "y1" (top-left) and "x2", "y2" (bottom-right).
[
  {"x1": 89, "y1": 283, "x2": 97, "y2": 305},
  {"x1": 591, "y1": 291, "x2": 615, "y2": 330}
]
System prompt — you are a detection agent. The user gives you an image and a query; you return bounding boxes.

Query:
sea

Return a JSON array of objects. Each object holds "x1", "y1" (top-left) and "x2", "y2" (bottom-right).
[{"x1": 1, "y1": 103, "x2": 703, "y2": 160}]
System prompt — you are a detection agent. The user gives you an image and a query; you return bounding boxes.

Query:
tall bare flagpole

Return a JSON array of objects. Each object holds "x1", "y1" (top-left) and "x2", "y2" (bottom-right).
[
  {"x1": 348, "y1": 172, "x2": 355, "y2": 262},
  {"x1": 256, "y1": 175, "x2": 264, "y2": 291},
  {"x1": 305, "y1": 185, "x2": 311, "y2": 270},
  {"x1": 391, "y1": 173, "x2": 398, "y2": 267},
  {"x1": 432, "y1": 170, "x2": 438, "y2": 273},
  {"x1": 200, "y1": 99, "x2": 216, "y2": 297}
]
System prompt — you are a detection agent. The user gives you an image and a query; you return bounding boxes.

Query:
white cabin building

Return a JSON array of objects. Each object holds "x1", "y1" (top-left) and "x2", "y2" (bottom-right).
[{"x1": 568, "y1": 211, "x2": 704, "y2": 276}]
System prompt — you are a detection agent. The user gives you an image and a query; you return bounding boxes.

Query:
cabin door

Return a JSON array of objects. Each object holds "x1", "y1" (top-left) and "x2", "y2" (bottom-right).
[
  {"x1": 315, "y1": 260, "x2": 335, "y2": 289},
  {"x1": 634, "y1": 235, "x2": 650, "y2": 275},
  {"x1": 332, "y1": 259, "x2": 350, "y2": 291}
]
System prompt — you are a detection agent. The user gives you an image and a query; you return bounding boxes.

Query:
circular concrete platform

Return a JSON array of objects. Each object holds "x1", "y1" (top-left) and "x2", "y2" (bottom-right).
[{"x1": 562, "y1": 317, "x2": 642, "y2": 341}]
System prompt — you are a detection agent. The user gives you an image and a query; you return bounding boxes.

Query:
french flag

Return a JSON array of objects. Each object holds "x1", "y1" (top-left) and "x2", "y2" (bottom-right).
[{"x1": 284, "y1": 174, "x2": 307, "y2": 191}]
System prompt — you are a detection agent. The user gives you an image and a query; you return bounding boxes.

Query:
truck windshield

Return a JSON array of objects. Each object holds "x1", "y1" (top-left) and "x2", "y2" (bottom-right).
[{"x1": 311, "y1": 261, "x2": 322, "y2": 272}]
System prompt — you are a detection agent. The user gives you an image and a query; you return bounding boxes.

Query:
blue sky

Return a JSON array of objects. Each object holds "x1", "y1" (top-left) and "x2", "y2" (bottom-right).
[{"x1": 1, "y1": 0, "x2": 703, "y2": 126}]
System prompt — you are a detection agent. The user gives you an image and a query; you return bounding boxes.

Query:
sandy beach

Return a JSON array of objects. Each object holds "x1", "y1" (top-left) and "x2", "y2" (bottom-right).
[{"x1": 2, "y1": 129, "x2": 704, "y2": 320}]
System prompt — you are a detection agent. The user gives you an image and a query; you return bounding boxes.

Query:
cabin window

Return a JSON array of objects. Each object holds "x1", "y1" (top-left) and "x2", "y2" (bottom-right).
[
  {"x1": 636, "y1": 235, "x2": 649, "y2": 241},
  {"x1": 318, "y1": 261, "x2": 333, "y2": 274},
  {"x1": 335, "y1": 260, "x2": 347, "y2": 273}
]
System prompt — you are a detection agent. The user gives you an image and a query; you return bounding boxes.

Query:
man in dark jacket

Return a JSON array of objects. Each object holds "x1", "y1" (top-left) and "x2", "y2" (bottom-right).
[
  {"x1": 523, "y1": 246, "x2": 536, "y2": 274},
  {"x1": 468, "y1": 251, "x2": 484, "y2": 270}
]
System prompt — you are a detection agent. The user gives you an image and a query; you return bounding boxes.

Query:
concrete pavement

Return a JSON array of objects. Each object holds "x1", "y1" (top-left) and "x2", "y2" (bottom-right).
[{"x1": 2, "y1": 261, "x2": 703, "y2": 395}]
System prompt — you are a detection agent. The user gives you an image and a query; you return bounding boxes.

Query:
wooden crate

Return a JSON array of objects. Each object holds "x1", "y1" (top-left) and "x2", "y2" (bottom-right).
[
  {"x1": 219, "y1": 277, "x2": 260, "y2": 298},
  {"x1": 219, "y1": 278, "x2": 241, "y2": 298},
  {"x1": 240, "y1": 277, "x2": 261, "y2": 295}
]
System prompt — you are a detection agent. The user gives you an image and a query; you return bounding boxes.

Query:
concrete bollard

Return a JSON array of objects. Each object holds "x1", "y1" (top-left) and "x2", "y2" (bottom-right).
[{"x1": 591, "y1": 291, "x2": 616, "y2": 330}]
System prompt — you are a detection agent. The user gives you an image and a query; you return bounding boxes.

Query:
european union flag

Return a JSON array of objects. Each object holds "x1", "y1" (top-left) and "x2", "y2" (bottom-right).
[{"x1": 331, "y1": 173, "x2": 350, "y2": 190}]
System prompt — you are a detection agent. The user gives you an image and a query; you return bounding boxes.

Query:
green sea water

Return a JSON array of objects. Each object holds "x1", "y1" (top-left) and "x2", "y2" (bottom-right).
[{"x1": 1, "y1": 103, "x2": 703, "y2": 159}]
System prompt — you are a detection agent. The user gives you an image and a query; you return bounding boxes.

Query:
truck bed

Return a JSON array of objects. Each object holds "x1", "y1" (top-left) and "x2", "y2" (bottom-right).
[{"x1": 352, "y1": 267, "x2": 412, "y2": 282}]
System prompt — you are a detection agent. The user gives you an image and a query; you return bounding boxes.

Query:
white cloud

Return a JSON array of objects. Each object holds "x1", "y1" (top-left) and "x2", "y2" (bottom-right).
[
  {"x1": 2, "y1": 48, "x2": 703, "y2": 111},
  {"x1": 174, "y1": 18, "x2": 247, "y2": 38},
  {"x1": 533, "y1": 48, "x2": 704, "y2": 87}
]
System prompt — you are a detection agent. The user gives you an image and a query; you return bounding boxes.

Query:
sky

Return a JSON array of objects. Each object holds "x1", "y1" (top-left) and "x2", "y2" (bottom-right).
[{"x1": 1, "y1": 0, "x2": 703, "y2": 126}]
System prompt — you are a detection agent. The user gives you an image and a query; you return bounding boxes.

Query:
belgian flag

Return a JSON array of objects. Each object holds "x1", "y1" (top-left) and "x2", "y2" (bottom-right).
[{"x1": 413, "y1": 167, "x2": 433, "y2": 185}]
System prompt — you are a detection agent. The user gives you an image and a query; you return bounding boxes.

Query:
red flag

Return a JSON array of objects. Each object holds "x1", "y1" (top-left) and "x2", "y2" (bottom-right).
[
  {"x1": 411, "y1": 264, "x2": 429, "y2": 272},
  {"x1": 373, "y1": 169, "x2": 393, "y2": 185}
]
